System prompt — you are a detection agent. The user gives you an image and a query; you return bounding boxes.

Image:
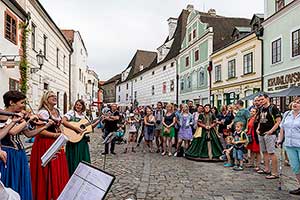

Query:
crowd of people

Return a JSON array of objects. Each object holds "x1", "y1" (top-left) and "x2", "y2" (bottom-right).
[
  {"x1": 101, "y1": 95, "x2": 300, "y2": 195},
  {"x1": 0, "y1": 89, "x2": 299, "y2": 199}
]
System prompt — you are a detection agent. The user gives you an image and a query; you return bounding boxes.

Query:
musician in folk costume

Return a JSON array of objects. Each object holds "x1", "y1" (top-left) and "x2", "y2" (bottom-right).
[
  {"x1": 0, "y1": 91, "x2": 54, "y2": 200},
  {"x1": 30, "y1": 91, "x2": 69, "y2": 200},
  {"x1": 185, "y1": 104, "x2": 223, "y2": 161},
  {"x1": 62, "y1": 99, "x2": 99, "y2": 175}
]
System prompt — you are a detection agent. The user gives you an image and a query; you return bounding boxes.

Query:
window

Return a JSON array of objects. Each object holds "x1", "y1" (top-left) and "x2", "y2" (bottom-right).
[
  {"x1": 187, "y1": 76, "x2": 192, "y2": 88},
  {"x1": 139, "y1": 65, "x2": 144, "y2": 71},
  {"x1": 171, "y1": 62, "x2": 174, "y2": 67},
  {"x1": 180, "y1": 79, "x2": 184, "y2": 91},
  {"x1": 188, "y1": 33, "x2": 192, "y2": 42},
  {"x1": 31, "y1": 23, "x2": 36, "y2": 50},
  {"x1": 163, "y1": 66, "x2": 166, "y2": 70},
  {"x1": 185, "y1": 56, "x2": 189, "y2": 67},
  {"x1": 292, "y1": 29, "x2": 300, "y2": 57},
  {"x1": 118, "y1": 86, "x2": 121, "y2": 92},
  {"x1": 192, "y1": 29, "x2": 196, "y2": 39},
  {"x1": 243, "y1": 53, "x2": 253, "y2": 74},
  {"x1": 215, "y1": 65, "x2": 221, "y2": 82},
  {"x1": 5, "y1": 11, "x2": 17, "y2": 44},
  {"x1": 195, "y1": 50, "x2": 199, "y2": 62},
  {"x1": 151, "y1": 85, "x2": 155, "y2": 95},
  {"x1": 126, "y1": 94, "x2": 128, "y2": 101},
  {"x1": 272, "y1": 38, "x2": 281, "y2": 64},
  {"x1": 140, "y1": 76, "x2": 143, "y2": 80},
  {"x1": 43, "y1": 83, "x2": 49, "y2": 90},
  {"x1": 56, "y1": 48, "x2": 59, "y2": 68},
  {"x1": 170, "y1": 80, "x2": 174, "y2": 92},
  {"x1": 275, "y1": 0, "x2": 285, "y2": 12},
  {"x1": 9, "y1": 78, "x2": 19, "y2": 91},
  {"x1": 126, "y1": 83, "x2": 128, "y2": 90},
  {"x1": 63, "y1": 55, "x2": 66, "y2": 72},
  {"x1": 228, "y1": 59, "x2": 236, "y2": 78},
  {"x1": 43, "y1": 35, "x2": 47, "y2": 58},
  {"x1": 199, "y1": 71, "x2": 205, "y2": 85},
  {"x1": 118, "y1": 95, "x2": 120, "y2": 102},
  {"x1": 57, "y1": 92, "x2": 59, "y2": 108},
  {"x1": 134, "y1": 91, "x2": 137, "y2": 99},
  {"x1": 162, "y1": 82, "x2": 167, "y2": 93},
  {"x1": 152, "y1": 71, "x2": 155, "y2": 75},
  {"x1": 79, "y1": 69, "x2": 82, "y2": 81}
]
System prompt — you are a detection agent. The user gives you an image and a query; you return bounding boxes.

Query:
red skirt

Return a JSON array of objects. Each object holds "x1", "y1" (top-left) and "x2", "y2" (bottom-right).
[{"x1": 30, "y1": 135, "x2": 69, "y2": 200}]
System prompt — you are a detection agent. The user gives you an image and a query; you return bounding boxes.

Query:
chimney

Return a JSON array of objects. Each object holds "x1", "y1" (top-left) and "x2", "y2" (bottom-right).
[
  {"x1": 208, "y1": 8, "x2": 216, "y2": 16},
  {"x1": 187, "y1": 4, "x2": 194, "y2": 12},
  {"x1": 167, "y1": 17, "x2": 178, "y2": 39}
]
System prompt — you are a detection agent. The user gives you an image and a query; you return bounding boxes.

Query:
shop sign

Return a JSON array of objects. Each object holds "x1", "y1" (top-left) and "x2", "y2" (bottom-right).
[{"x1": 267, "y1": 72, "x2": 300, "y2": 91}]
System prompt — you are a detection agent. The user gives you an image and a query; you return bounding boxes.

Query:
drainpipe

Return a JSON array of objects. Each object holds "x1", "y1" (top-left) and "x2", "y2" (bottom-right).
[
  {"x1": 175, "y1": 58, "x2": 179, "y2": 105},
  {"x1": 256, "y1": 27, "x2": 264, "y2": 92},
  {"x1": 68, "y1": 51, "x2": 72, "y2": 109}
]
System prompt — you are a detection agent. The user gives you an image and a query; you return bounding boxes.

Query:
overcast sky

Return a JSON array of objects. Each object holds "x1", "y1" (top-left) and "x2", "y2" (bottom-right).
[{"x1": 39, "y1": 0, "x2": 264, "y2": 81}]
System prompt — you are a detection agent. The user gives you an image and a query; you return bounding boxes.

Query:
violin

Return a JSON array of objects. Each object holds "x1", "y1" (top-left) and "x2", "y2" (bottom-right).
[{"x1": 0, "y1": 110, "x2": 21, "y2": 117}]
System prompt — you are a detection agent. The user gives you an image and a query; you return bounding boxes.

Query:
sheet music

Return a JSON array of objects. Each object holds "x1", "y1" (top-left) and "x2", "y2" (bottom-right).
[
  {"x1": 58, "y1": 162, "x2": 115, "y2": 200},
  {"x1": 41, "y1": 134, "x2": 69, "y2": 167}
]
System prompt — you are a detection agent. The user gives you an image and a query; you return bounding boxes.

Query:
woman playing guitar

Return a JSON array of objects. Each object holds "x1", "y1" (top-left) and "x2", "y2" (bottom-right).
[
  {"x1": 30, "y1": 91, "x2": 69, "y2": 200},
  {"x1": 62, "y1": 99, "x2": 99, "y2": 175}
]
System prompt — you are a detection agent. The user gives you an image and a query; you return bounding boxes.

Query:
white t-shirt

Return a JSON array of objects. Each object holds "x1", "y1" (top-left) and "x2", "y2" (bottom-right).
[{"x1": 64, "y1": 110, "x2": 85, "y2": 121}]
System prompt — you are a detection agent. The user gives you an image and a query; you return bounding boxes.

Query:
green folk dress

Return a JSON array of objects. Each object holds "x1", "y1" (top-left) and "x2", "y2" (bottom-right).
[
  {"x1": 65, "y1": 110, "x2": 91, "y2": 175},
  {"x1": 185, "y1": 113, "x2": 223, "y2": 161}
]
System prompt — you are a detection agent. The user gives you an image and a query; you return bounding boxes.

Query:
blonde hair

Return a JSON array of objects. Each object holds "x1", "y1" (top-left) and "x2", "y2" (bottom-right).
[
  {"x1": 182, "y1": 104, "x2": 189, "y2": 113},
  {"x1": 166, "y1": 103, "x2": 174, "y2": 112},
  {"x1": 38, "y1": 91, "x2": 55, "y2": 111},
  {"x1": 235, "y1": 121, "x2": 244, "y2": 128}
]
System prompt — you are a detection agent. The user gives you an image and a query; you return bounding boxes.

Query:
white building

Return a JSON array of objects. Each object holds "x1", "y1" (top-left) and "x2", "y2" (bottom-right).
[
  {"x1": 116, "y1": 9, "x2": 189, "y2": 107},
  {"x1": 17, "y1": 0, "x2": 72, "y2": 112},
  {"x1": 0, "y1": 0, "x2": 27, "y2": 107},
  {"x1": 86, "y1": 68, "x2": 99, "y2": 111},
  {"x1": 62, "y1": 30, "x2": 89, "y2": 105}
]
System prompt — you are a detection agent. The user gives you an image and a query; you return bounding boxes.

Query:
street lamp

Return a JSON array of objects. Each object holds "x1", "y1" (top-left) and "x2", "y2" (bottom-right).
[{"x1": 30, "y1": 50, "x2": 44, "y2": 73}]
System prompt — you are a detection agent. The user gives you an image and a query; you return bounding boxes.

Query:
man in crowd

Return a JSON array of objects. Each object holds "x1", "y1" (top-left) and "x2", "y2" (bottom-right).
[
  {"x1": 228, "y1": 100, "x2": 250, "y2": 131},
  {"x1": 102, "y1": 103, "x2": 120, "y2": 155},
  {"x1": 188, "y1": 100, "x2": 195, "y2": 114},
  {"x1": 154, "y1": 102, "x2": 164, "y2": 153},
  {"x1": 256, "y1": 94, "x2": 281, "y2": 179}
]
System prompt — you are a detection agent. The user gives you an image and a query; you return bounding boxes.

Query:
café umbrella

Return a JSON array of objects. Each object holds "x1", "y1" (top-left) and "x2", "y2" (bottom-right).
[{"x1": 241, "y1": 91, "x2": 271, "y2": 101}]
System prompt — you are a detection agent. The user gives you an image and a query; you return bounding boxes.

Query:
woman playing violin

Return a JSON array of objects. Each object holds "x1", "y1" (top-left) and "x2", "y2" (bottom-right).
[
  {"x1": 0, "y1": 91, "x2": 54, "y2": 200},
  {"x1": 30, "y1": 91, "x2": 69, "y2": 200},
  {"x1": 62, "y1": 99, "x2": 98, "y2": 175}
]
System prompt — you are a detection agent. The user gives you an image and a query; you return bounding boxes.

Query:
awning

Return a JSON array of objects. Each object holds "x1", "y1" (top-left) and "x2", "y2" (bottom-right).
[{"x1": 269, "y1": 86, "x2": 300, "y2": 97}]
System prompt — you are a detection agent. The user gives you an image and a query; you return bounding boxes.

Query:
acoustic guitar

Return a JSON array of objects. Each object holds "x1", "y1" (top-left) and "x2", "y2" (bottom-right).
[{"x1": 63, "y1": 117, "x2": 98, "y2": 143}]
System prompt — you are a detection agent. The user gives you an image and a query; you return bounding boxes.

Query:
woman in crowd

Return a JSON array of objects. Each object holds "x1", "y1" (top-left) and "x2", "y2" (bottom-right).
[
  {"x1": 124, "y1": 113, "x2": 138, "y2": 153},
  {"x1": 143, "y1": 106, "x2": 155, "y2": 153},
  {"x1": 245, "y1": 107, "x2": 261, "y2": 171},
  {"x1": 193, "y1": 105, "x2": 204, "y2": 134},
  {"x1": 0, "y1": 91, "x2": 53, "y2": 200},
  {"x1": 185, "y1": 104, "x2": 223, "y2": 161},
  {"x1": 277, "y1": 97, "x2": 300, "y2": 195},
  {"x1": 161, "y1": 103, "x2": 176, "y2": 156},
  {"x1": 174, "y1": 104, "x2": 194, "y2": 157},
  {"x1": 30, "y1": 91, "x2": 69, "y2": 200},
  {"x1": 62, "y1": 99, "x2": 98, "y2": 175},
  {"x1": 217, "y1": 105, "x2": 234, "y2": 147}
]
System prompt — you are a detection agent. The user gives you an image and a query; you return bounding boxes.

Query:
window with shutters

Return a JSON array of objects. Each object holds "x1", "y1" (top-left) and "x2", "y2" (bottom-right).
[
  {"x1": 5, "y1": 11, "x2": 17, "y2": 44},
  {"x1": 9, "y1": 78, "x2": 19, "y2": 91}
]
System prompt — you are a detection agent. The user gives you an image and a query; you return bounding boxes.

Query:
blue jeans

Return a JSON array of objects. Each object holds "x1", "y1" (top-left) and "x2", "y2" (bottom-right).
[
  {"x1": 233, "y1": 148, "x2": 244, "y2": 161},
  {"x1": 285, "y1": 146, "x2": 300, "y2": 174}
]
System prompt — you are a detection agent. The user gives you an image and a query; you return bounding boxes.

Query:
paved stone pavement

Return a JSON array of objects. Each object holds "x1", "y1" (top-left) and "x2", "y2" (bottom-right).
[{"x1": 87, "y1": 129, "x2": 300, "y2": 200}]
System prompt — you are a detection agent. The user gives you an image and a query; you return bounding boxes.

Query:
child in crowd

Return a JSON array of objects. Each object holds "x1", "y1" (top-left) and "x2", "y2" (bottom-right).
[
  {"x1": 232, "y1": 122, "x2": 247, "y2": 171},
  {"x1": 124, "y1": 113, "x2": 138, "y2": 153},
  {"x1": 220, "y1": 136, "x2": 234, "y2": 167}
]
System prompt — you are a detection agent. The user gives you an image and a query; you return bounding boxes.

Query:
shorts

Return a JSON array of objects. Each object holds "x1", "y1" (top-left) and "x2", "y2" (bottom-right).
[
  {"x1": 284, "y1": 146, "x2": 300, "y2": 175},
  {"x1": 233, "y1": 148, "x2": 244, "y2": 161},
  {"x1": 258, "y1": 134, "x2": 276, "y2": 154}
]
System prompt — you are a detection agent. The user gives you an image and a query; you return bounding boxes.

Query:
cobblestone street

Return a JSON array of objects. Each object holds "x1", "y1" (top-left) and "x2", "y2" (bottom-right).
[{"x1": 88, "y1": 129, "x2": 299, "y2": 200}]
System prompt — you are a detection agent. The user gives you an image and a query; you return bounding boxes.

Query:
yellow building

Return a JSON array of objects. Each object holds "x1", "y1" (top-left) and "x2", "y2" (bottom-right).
[{"x1": 211, "y1": 14, "x2": 263, "y2": 109}]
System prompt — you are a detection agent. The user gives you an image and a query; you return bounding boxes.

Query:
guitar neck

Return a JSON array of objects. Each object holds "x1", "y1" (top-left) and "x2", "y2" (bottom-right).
[{"x1": 83, "y1": 116, "x2": 100, "y2": 127}]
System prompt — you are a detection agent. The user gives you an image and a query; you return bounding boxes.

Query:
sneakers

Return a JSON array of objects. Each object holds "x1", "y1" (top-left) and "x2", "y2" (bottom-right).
[
  {"x1": 223, "y1": 163, "x2": 233, "y2": 167},
  {"x1": 161, "y1": 151, "x2": 166, "y2": 156},
  {"x1": 233, "y1": 166, "x2": 244, "y2": 171},
  {"x1": 168, "y1": 152, "x2": 172, "y2": 157},
  {"x1": 174, "y1": 152, "x2": 178, "y2": 157}
]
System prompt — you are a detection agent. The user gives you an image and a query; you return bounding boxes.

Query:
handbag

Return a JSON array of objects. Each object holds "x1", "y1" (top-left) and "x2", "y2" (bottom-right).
[{"x1": 194, "y1": 127, "x2": 202, "y2": 138}]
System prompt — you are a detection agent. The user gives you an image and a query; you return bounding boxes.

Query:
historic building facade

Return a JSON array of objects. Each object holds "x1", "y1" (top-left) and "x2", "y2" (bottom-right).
[
  {"x1": 263, "y1": 0, "x2": 300, "y2": 110},
  {"x1": 211, "y1": 14, "x2": 263, "y2": 108},
  {"x1": 0, "y1": 0, "x2": 27, "y2": 107},
  {"x1": 102, "y1": 74, "x2": 120, "y2": 104},
  {"x1": 178, "y1": 5, "x2": 251, "y2": 105}
]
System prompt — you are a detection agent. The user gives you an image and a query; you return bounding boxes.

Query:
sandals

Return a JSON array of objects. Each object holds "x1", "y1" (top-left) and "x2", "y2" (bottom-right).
[
  {"x1": 265, "y1": 174, "x2": 279, "y2": 179},
  {"x1": 257, "y1": 169, "x2": 271, "y2": 175},
  {"x1": 254, "y1": 167, "x2": 260, "y2": 172}
]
